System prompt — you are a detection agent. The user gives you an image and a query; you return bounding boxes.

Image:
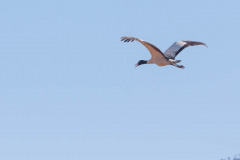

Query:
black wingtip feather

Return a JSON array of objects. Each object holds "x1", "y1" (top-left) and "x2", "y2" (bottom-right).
[{"x1": 120, "y1": 36, "x2": 136, "y2": 43}]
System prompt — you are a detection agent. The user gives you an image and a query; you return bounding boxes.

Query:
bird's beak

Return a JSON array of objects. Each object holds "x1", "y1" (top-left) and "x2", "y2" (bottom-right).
[{"x1": 134, "y1": 63, "x2": 139, "y2": 68}]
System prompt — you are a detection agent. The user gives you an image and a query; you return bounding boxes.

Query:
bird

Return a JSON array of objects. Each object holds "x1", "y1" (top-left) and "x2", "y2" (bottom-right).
[{"x1": 121, "y1": 36, "x2": 207, "y2": 69}]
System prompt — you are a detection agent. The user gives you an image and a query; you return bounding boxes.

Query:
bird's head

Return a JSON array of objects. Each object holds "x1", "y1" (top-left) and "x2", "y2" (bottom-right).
[{"x1": 135, "y1": 60, "x2": 147, "y2": 68}]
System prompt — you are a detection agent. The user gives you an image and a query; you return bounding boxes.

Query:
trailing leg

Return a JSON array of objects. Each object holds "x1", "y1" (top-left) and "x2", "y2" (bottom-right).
[
  {"x1": 172, "y1": 64, "x2": 185, "y2": 69},
  {"x1": 176, "y1": 64, "x2": 185, "y2": 69}
]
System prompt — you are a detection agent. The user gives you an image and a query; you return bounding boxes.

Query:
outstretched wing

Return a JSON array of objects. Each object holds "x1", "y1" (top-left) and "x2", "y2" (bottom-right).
[
  {"x1": 163, "y1": 41, "x2": 207, "y2": 59},
  {"x1": 121, "y1": 36, "x2": 166, "y2": 59}
]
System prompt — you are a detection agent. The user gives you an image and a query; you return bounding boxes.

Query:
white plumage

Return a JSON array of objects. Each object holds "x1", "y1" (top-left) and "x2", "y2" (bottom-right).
[
  {"x1": 164, "y1": 41, "x2": 187, "y2": 59},
  {"x1": 121, "y1": 36, "x2": 207, "y2": 69}
]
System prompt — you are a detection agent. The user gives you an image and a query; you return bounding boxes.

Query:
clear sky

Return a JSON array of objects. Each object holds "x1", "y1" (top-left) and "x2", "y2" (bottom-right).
[{"x1": 0, "y1": 0, "x2": 240, "y2": 160}]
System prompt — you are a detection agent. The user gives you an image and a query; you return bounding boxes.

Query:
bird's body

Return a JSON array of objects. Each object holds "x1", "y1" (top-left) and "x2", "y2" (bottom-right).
[
  {"x1": 147, "y1": 56, "x2": 170, "y2": 66},
  {"x1": 121, "y1": 36, "x2": 207, "y2": 69}
]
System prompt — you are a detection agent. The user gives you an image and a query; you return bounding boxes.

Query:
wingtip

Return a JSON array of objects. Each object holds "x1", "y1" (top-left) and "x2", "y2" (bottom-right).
[
  {"x1": 120, "y1": 36, "x2": 125, "y2": 40},
  {"x1": 120, "y1": 36, "x2": 136, "y2": 43},
  {"x1": 120, "y1": 36, "x2": 128, "y2": 40}
]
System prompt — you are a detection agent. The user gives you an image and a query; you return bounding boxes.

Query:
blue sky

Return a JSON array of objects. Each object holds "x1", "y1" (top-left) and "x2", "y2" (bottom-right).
[{"x1": 0, "y1": 0, "x2": 240, "y2": 160}]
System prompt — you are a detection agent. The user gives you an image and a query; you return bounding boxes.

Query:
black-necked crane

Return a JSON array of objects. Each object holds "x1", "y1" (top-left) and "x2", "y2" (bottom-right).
[{"x1": 121, "y1": 36, "x2": 207, "y2": 69}]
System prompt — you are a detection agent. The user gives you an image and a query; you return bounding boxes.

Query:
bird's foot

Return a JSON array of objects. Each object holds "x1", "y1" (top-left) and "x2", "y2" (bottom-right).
[{"x1": 176, "y1": 65, "x2": 185, "y2": 69}]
